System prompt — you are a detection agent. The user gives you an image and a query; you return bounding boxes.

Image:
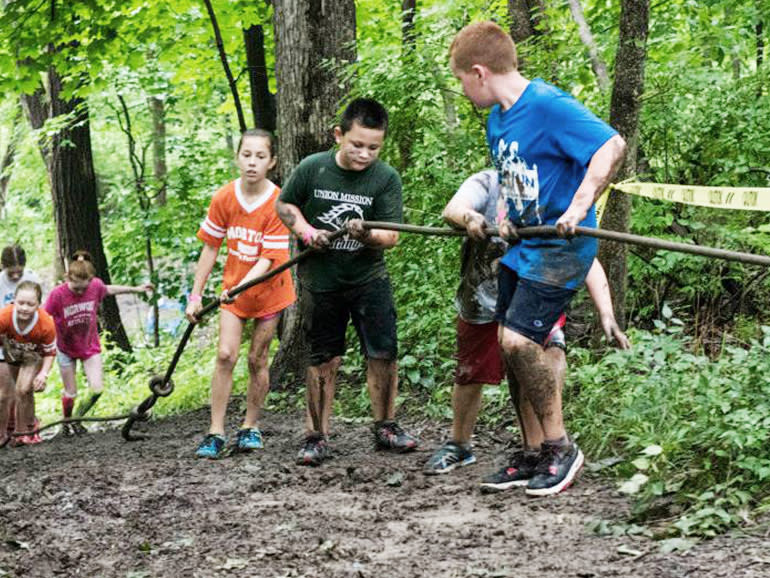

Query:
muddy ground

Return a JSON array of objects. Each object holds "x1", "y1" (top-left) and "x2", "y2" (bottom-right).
[{"x1": 1, "y1": 407, "x2": 769, "y2": 578}]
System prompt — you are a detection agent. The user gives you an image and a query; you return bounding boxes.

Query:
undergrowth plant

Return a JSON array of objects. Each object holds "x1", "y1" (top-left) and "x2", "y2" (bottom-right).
[{"x1": 567, "y1": 322, "x2": 770, "y2": 537}]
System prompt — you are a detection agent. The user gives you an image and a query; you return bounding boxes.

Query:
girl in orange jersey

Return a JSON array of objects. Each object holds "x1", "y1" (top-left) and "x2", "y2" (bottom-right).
[
  {"x1": 186, "y1": 129, "x2": 295, "y2": 458},
  {"x1": 0, "y1": 281, "x2": 56, "y2": 447}
]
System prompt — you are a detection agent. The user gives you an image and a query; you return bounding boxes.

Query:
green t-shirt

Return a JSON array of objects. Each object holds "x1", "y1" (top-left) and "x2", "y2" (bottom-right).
[{"x1": 279, "y1": 150, "x2": 403, "y2": 292}]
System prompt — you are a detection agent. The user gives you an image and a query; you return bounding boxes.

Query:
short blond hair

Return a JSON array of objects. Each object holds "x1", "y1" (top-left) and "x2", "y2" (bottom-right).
[{"x1": 450, "y1": 21, "x2": 517, "y2": 74}]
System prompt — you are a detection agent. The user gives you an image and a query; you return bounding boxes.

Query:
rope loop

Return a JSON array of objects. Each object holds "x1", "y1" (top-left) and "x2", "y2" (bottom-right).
[{"x1": 149, "y1": 375, "x2": 174, "y2": 397}]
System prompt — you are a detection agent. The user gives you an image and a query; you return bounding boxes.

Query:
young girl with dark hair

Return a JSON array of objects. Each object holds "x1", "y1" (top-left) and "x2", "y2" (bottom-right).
[{"x1": 186, "y1": 129, "x2": 295, "y2": 459}]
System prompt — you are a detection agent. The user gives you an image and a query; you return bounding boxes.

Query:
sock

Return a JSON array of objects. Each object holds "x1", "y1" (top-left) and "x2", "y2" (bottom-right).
[
  {"x1": 62, "y1": 396, "x2": 75, "y2": 419},
  {"x1": 75, "y1": 392, "x2": 102, "y2": 417},
  {"x1": 544, "y1": 435, "x2": 570, "y2": 449}
]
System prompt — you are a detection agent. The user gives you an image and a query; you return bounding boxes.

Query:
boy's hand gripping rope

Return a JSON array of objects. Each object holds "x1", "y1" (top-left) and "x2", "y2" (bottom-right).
[{"x1": 120, "y1": 220, "x2": 770, "y2": 443}]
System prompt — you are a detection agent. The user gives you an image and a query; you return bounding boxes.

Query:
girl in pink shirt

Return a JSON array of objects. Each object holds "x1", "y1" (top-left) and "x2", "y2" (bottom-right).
[{"x1": 44, "y1": 254, "x2": 152, "y2": 435}]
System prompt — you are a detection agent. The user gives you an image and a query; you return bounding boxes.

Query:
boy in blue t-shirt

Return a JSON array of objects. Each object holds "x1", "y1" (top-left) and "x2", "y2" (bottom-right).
[{"x1": 449, "y1": 21, "x2": 627, "y2": 496}]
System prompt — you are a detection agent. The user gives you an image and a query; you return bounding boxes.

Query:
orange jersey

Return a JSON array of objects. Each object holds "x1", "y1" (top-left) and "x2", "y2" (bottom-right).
[
  {"x1": 197, "y1": 179, "x2": 295, "y2": 319},
  {"x1": 0, "y1": 304, "x2": 57, "y2": 358}
]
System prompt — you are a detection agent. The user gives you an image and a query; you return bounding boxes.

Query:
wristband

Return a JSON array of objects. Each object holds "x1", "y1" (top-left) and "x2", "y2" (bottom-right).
[
  {"x1": 301, "y1": 227, "x2": 317, "y2": 245},
  {"x1": 189, "y1": 294, "x2": 202, "y2": 303}
]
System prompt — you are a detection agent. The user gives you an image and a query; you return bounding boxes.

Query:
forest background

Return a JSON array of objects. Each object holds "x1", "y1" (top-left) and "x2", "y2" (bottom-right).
[{"x1": 1, "y1": 0, "x2": 769, "y2": 542}]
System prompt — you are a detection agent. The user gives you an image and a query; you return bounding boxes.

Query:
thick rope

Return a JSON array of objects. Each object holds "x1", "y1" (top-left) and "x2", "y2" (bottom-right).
[
  {"x1": 363, "y1": 221, "x2": 770, "y2": 267},
  {"x1": 112, "y1": 220, "x2": 769, "y2": 443}
]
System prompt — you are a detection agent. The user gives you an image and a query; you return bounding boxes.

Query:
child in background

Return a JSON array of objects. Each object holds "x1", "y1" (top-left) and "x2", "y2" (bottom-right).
[
  {"x1": 44, "y1": 253, "x2": 153, "y2": 435},
  {"x1": 0, "y1": 281, "x2": 56, "y2": 446},
  {"x1": 0, "y1": 245, "x2": 43, "y2": 306},
  {"x1": 185, "y1": 128, "x2": 294, "y2": 459},
  {"x1": 0, "y1": 244, "x2": 45, "y2": 435}
]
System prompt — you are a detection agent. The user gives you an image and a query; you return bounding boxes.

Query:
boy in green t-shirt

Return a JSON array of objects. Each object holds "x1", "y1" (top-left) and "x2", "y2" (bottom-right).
[{"x1": 276, "y1": 98, "x2": 418, "y2": 466}]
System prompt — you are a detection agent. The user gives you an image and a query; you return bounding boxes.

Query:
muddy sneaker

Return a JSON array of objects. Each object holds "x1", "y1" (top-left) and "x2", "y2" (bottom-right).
[
  {"x1": 479, "y1": 449, "x2": 539, "y2": 493},
  {"x1": 296, "y1": 434, "x2": 328, "y2": 467},
  {"x1": 235, "y1": 428, "x2": 264, "y2": 451},
  {"x1": 58, "y1": 424, "x2": 75, "y2": 438},
  {"x1": 373, "y1": 420, "x2": 418, "y2": 452},
  {"x1": 424, "y1": 442, "x2": 476, "y2": 475},
  {"x1": 195, "y1": 434, "x2": 227, "y2": 459},
  {"x1": 525, "y1": 441, "x2": 584, "y2": 497}
]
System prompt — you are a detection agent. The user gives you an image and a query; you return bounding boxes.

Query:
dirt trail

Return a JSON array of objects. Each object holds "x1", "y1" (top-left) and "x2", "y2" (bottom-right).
[{"x1": 1, "y1": 408, "x2": 768, "y2": 578}]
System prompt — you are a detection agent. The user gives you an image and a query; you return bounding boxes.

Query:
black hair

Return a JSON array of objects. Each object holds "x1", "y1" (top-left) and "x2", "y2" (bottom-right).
[
  {"x1": 1, "y1": 245, "x2": 26, "y2": 269},
  {"x1": 339, "y1": 98, "x2": 389, "y2": 134},
  {"x1": 237, "y1": 128, "x2": 276, "y2": 157},
  {"x1": 15, "y1": 280, "x2": 42, "y2": 303}
]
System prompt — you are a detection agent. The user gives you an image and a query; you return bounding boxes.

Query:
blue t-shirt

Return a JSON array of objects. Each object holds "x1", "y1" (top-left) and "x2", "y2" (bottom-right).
[{"x1": 487, "y1": 79, "x2": 617, "y2": 289}]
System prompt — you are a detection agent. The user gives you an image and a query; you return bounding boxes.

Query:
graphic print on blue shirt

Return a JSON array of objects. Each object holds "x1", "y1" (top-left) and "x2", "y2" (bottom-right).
[{"x1": 487, "y1": 79, "x2": 617, "y2": 289}]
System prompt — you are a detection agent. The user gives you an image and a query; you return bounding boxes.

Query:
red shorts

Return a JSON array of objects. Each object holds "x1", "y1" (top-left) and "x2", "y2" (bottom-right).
[
  {"x1": 455, "y1": 314, "x2": 568, "y2": 386},
  {"x1": 455, "y1": 319, "x2": 504, "y2": 386}
]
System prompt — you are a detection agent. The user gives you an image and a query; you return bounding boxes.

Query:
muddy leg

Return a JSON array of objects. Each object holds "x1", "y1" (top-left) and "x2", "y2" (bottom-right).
[
  {"x1": 451, "y1": 384, "x2": 483, "y2": 444},
  {"x1": 244, "y1": 316, "x2": 280, "y2": 429},
  {"x1": 367, "y1": 358, "x2": 397, "y2": 422},
  {"x1": 305, "y1": 357, "x2": 339, "y2": 436},
  {"x1": 500, "y1": 328, "x2": 566, "y2": 442}
]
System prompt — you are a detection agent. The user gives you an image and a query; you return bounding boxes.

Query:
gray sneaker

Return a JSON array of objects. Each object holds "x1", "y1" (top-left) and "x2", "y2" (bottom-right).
[{"x1": 424, "y1": 442, "x2": 476, "y2": 475}]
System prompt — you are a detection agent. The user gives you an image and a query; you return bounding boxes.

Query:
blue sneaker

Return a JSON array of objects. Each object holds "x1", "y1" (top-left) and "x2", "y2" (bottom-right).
[
  {"x1": 424, "y1": 442, "x2": 476, "y2": 475},
  {"x1": 195, "y1": 434, "x2": 227, "y2": 459},
  {"x1": 236, "y1": 428, "x2": 264, "y2": 451}
]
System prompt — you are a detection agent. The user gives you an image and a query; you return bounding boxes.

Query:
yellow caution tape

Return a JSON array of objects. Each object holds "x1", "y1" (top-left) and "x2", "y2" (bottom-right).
[{"x1": 611, "y1": 182, "x2": 770, "y2": 211}]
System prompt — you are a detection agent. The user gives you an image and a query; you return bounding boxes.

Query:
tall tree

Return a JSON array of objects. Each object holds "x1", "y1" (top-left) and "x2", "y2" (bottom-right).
[
  {"x1": 148, "y1": 95, "x2": 168, "y2": 205},
  {"x1": 243, "y1": 24, "x2": 276, "y2": 132},
  {"x1": 598, "y1": 0, "x2": 650, "y2": 327},
  {"x1": 270, "y1": 0, "x2": 356, "y2": 386},
  {"x1": 21, "y1": 72, "x2": 133, "y2": 351},
  {"x1": 508, "y1": 0, "x2": 542, "y2": 43},
  {"x1": 0, "y1": 104, "x2": 22, "y2": 214}
]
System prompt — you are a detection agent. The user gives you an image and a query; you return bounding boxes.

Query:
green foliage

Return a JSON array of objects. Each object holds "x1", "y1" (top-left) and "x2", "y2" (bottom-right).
[{"x1": 567, "y1": 324, "x2": 770, "y2": 537}]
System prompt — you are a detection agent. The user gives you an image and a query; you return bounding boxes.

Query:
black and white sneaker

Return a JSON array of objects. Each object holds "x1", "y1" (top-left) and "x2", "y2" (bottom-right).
[
  {"x1": 479, "y1": 449, "x2": 539, "y2": 493},
  {"x1": 525, "y1": 441, "x2": 584, "y2": 497},
  {"x1": 423, "y1": 442, "x2": 476, "y2": 475}
]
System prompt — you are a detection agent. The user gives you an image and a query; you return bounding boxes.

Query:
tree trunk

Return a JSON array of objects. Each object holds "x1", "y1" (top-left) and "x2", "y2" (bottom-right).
[
  {"x1": 398, "y1": 0, "x2": 418, "y2": 172},
  {"x1": 0, "y1": 104, "x2": 23, "y2": 215},
  {"x1": 402, "y1": 0, "x2": 416, "y2": 50},
  {"x1": 270, "y1": 0, "x2": 356, "y2": 388},
  {"x1": 508, "y1": 0, "x2": 538, "y2": 43},
  {"x1": 507, "y1": 0, "x2": 548, "y2": 70},
  {"x1": 566, "y1": 0, "x2": 610, "y2": 91},
  {"x1": 21, "y1": 72, "x2": 133, "y2": 352},
  {"x1": 244, "y1": 24, "x2": 277, "y2": 132},
  {"x1": 148, "y1": 96, "x2": 167, "y2": 205},
  {"x1": 598, "y1": 0, "x2": 650, "y2": 329}
]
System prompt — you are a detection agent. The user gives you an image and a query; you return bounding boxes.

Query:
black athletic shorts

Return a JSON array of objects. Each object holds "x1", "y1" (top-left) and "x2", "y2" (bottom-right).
[
  {"x1": 494, "y1": 265, "x2": 576, "y2": 346},
  {"x1": 302, "y1": 275, "x2": 397, "y2": 366}
]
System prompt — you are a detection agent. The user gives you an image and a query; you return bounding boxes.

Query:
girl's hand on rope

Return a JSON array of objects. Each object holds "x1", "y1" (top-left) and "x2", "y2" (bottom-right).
[
  {"x1": 136, "y1": 282, "x2": 155, "y2": 296},
  {"x1": 219, "y1": 289, "x2": 235, "y2": 304},
  {"x1": 462, "y1": 211, "x2": 487, "y2": 241},
  {"x1": 185, "y1": 298, "x2": 203, "y2": 323},
  {"x1": 600, "y1": 314, "x2": 631, "y2": 350}
]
